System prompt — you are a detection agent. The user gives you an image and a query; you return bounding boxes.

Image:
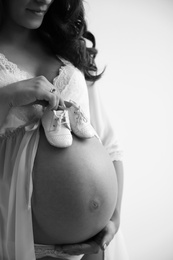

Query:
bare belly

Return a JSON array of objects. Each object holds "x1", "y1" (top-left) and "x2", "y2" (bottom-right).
[{"x1": 32, "y1": 126, "x2": 118, "y2": 245}]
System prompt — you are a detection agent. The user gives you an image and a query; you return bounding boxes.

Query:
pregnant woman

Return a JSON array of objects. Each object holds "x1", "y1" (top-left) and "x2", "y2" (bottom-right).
[{"x1": 0, "y1": 0, "x2": 124, "y2": 260}]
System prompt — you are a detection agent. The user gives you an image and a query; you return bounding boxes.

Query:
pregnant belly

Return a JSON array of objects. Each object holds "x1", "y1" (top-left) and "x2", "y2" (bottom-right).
[{"x1": 32, "y1": 126, "x2": 118, "y2": 245}]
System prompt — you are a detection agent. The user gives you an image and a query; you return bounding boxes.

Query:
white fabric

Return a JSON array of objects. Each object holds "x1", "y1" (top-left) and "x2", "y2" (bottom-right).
[
  {"x1": 88, "y1": 83, "x2": 123, "y2": 162},
  {"x1": 0, "y1": 52, "x2": 128, "y2": 260},
  {"x1": 105, "y1": 230, "x2": 129, "y2": 260}
]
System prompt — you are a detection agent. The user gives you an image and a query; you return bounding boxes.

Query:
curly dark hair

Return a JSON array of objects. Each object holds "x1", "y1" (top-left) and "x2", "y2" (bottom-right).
[{"x1": 38, "y1": 0, "x2": 103, "y2": 82}]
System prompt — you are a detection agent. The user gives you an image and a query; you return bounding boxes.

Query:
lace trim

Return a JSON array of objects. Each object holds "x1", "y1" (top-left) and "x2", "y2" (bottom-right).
[
  {"x1": 0, "y1": 53, "x2": 32, "y2": 78},
  {"x1": 0, "y1": 121, "x2": 40, "y2": 139},
  {"x1": 53, "y1": 58, "x2": 75, "y2": 93},
  {"x1": 53, "y1": 66, "x2": 68, "y2": 92},
  {"x1": 0, "y1": 53, "x2": 75, "y2": 93},
  {"x1": 0, "y1": 125, "x2": 26, "y2": 139},
  {"x1": 35, "y1": 244, "x2": 71, "y2": 259}
]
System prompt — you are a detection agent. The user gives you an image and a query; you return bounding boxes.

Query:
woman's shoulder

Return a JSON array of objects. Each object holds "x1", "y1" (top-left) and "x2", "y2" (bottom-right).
[{"x1": 59, "y1": 57, "x2": 84, "y2": 77}]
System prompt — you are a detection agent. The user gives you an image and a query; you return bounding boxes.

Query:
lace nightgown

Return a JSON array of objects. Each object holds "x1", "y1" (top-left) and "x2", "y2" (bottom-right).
[{"x1": 0, "y1": 53, "x2": 128, "y2": 260}]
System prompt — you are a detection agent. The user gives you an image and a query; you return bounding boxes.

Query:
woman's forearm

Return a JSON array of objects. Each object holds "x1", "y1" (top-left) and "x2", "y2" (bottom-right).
[{"x1": 111, "y1": 160, "x2": 124, "y2": 220}]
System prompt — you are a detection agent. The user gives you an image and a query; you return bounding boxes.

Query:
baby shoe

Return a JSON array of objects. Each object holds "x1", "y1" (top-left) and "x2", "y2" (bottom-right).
[
  {"x1": 65, "y1": 100, "x2": 95, "y2": 139},
  {"x1": 41, "y1": 108, "x2": 72, "y2": 148}
]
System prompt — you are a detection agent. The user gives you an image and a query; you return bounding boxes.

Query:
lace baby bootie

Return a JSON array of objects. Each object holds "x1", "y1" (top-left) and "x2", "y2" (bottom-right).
[
  {"x1": 65, "y1": 100, "x2": 96, "y2": 139},
  {"x1": 41, "y1": 108, "x2": 72, "y2": 148}
]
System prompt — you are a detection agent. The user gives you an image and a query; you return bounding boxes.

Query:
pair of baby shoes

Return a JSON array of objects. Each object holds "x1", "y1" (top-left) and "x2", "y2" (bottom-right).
[{"x1": 41, "y1": 100, "x2": 96, "y2": 148}]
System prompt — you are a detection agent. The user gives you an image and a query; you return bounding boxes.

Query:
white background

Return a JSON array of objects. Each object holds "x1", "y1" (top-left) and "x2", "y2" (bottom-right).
[{"x1": 85, "y1": 1, "x2": 173, "y2": 260}]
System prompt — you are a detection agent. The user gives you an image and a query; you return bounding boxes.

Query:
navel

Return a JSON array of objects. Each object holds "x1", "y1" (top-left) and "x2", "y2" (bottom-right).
[{"x1": 89, "y1": 199, "x2": 101, "y2": 212}]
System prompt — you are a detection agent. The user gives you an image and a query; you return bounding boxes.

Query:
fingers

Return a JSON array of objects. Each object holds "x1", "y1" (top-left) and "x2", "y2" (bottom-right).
[
  {"x1": 34, "y1": 76, "x2": 64, "y2": 110},
  {"x1": 100, "y1": 232, "x2": 114, "y2": 251},
  {"x1": 7, "y1": 76, "x2": 65, "y2": 109},
  {"x1": 48, "y1": 92, "x2": 66, "y2": 111},
  {"x1": 98, "y1": 221, "x2": 118, "y2": 251},
  {"x1": 59, "y1": 97, "x2": 66, "y2": 110},
  {"x1": 47, "y1": 91, "x2": 59, "y2": 110}
]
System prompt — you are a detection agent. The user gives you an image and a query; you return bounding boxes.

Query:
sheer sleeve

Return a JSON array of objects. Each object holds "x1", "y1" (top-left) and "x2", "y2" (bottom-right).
[{"x1": 87, "y1": 83, "x2": 123, "y2": 162}]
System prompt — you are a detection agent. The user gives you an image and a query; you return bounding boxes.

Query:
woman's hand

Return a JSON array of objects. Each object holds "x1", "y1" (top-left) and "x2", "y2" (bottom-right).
[
  {"x1": 59, "y1": 210, "x2": 120, "y2": 256},
  {"x1": 0, "y1": 76, "x2": 64, "y2": 128},
  {"x1": 4, "y1": 76, "x2": 64, "y2": 110},
  {"x1": 95, "y1": 209, "x2": 120, "y2": 250}
]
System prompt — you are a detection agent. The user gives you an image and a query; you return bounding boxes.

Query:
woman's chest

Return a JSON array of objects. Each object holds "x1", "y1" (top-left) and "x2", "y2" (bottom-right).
[
  {"x1": 30, "y1": 54, "x2": 62, "y2": 83},
  {"x1": 0, "y1": 46, "x2": 62, "y2": 83}
]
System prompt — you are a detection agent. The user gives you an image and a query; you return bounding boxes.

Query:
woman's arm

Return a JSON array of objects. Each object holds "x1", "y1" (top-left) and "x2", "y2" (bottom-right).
[
  {"x1": 112, "y1": 160, "x2": 124, "y2": 217},
  {"x1": 101, "y1": 160, "x2": 124, "y2": 248}
]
